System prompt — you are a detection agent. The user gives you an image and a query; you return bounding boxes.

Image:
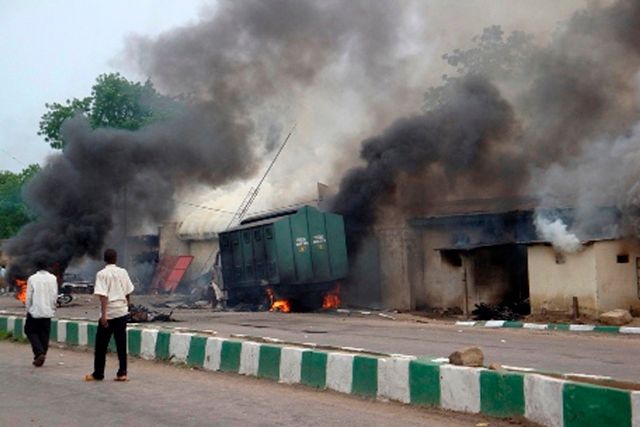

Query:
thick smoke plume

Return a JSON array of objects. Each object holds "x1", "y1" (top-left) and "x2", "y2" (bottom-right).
[
  {"x1": 330, "y1": 75, "x2": 518, "y2": 241},
  {"x1": 9, "y1": 0, "x2": 640, "y2": 281},
  {"x1": 5, "y1": 0, "x2": 421, "y2": 279},
  {"x1": 534, "y1": 216, "x2": 581, "y2": 253},
  {"x1": 330, "y1": 0, "x2": 640, "y2": 251},
  {"x1": 6, "y1": 110, "x2": 254, "y2": 280}
]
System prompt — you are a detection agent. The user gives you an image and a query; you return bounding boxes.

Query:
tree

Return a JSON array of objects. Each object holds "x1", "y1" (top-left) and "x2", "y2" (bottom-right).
[
  {"x1": 423, "y1": 26, "x2": 534, "y2": 112},
  {"x1": 38, "y1": 73, "x2": 180, "y2": 149},
  {"x1": 0, "y1": 164, "x2": 40, "y2": 238}
]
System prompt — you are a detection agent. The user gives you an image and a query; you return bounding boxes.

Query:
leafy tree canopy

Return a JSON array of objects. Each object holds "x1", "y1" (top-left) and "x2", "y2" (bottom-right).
[
  {"x1": 0, "y1": 164, "x2": 40, "y2": 238},
  {"x1": 39, "y1": 73, "x2": 180, "y2": 149}
]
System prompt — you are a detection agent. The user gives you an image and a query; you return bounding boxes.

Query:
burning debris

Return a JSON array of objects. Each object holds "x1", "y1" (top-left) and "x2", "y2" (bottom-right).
[
  {"x1": 322, "y1": 284, "x2": 341, "y2": 310},
  {"x1": 15, "y1": 279, "x2": 26, "y2": 304}
]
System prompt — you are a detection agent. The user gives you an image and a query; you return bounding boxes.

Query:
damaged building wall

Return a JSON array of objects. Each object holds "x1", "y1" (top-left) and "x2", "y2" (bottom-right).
[
  {"x1": 594, "y1": 240, "x2": 640, "y2": 314},
  {"x1": 422, "y1": 239, "x2": 524, "y2": 315},
  {"x1": 529, "y1": 240, "x2": 640, "y2": 317},
  {"x1": 375, "y1": 227, "x2": 421, "y2": 311},
  {"x1": 158, "y1": 222, "x2": 219, "y2": 283},
  {"x1": 186, "y1": 240, "x2": 219, "y2": 282},
  {"x1": 528, "y1": 244, "x2": 598, "y2": 316},
  {"x1": 159, "y1": 223, "x2": 190, "y2": 257},
  {"x1": 422, "y1": 231, "x2": 467, "y2": 312},
  {"x1": 373, "y1": 218, "x2": 526, "y2": 313}
]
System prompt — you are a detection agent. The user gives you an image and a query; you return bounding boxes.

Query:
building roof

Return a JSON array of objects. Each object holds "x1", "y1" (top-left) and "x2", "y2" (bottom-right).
[{"x1": 410, "y1": 207, "x2": 621, "y2": 250}]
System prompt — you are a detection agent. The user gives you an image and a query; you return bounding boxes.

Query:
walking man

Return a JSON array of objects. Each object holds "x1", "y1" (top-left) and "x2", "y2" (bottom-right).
[
  {"x1": 24, "y1": 261, "x2": 58, "y2": 367},
  {"x1": 85, "y1": 249, "x2": 134, "y2": 382}
]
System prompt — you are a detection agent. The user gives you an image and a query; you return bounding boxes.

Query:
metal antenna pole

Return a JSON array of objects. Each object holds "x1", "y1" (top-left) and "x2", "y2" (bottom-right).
[{"x1": 226, "y1": 123, "x2": 296, "y2": 229}]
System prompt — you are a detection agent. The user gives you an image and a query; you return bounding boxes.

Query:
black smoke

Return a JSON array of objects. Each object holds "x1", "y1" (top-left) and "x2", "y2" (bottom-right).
[
  {"x1": 330, "y1": 76, "x2": 517, "y2": 245},
  {"x1": 330, "y1": 0, "x2": 640, "y2": 250},
  {"x1": 5, "y1": 0, "x2": 415, "y2": 280},
  {"x1": 6, "y1": 106, "x2": 253, "y2": 281}
]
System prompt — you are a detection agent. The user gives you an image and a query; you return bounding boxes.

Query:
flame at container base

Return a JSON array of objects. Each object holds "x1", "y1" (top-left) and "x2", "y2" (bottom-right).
[
  {"x1": 270, "y1": 299, "x2": 292, "y2": 313},
  {"x1": 265, "y1": 287, "x2": 292, "y2": 313},
  {"x1": 323, "y1": 284, "x2": 341, "y2": 310}
]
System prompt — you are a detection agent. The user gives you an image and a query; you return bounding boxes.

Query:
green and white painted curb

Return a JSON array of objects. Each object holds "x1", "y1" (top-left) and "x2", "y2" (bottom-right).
[
  {"x1": 456, "y1": 320, "x2": 640, "y2": 335},
  {"x1": 2, "y1": 315, "x2": 639, "y2": 427}
]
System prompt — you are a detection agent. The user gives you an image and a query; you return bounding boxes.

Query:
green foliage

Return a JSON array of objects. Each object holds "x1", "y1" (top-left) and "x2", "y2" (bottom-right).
[
  {"x1": 0, "y1": 164, "x2": 40, "y2": 238},
  {"x1": 39, "y1": 73, "x2": 180, "y2": 149},
  {"x1": 38, "y1": 98, "x2": 91, "y2": 149}
]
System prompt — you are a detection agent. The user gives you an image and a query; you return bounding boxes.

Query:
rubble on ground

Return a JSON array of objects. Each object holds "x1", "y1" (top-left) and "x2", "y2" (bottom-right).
[
  {"x1": 154, "y1": 299, "x2": 212, "y2": 310},
  {"x1": 599, "y1": 309, "x2": 632, "y2": 326},
  {"x1": 449, "y1": 346, "x2": 484, "y2": 367},
  {"x1": 127, "y1": 304, "x2": 175, "y2": 322},
  {"x1": 472, "y1": 300, "x2": 529, "y2": 321}
]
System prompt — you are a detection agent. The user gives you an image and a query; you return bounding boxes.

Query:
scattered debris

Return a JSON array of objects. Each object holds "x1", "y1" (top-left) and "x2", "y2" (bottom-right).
[
  {"x1": 378, "y1": 313, "x2": 396, "y2": 320},
  {"x1": 599, "y1": 309, "x2": 632, "y2": 326},
  {"x1": 155, "y1": 299, "x2": 214, "y2": 310},
  {"x1": 449, "y1": 346, "x2": 484, "y2": 367},
  {"x1": 127, "y1": 304, "x2": 175, "y2": 322},
  {"x1": 472, "y1": 300, "x2": 529, "y2": 321}
]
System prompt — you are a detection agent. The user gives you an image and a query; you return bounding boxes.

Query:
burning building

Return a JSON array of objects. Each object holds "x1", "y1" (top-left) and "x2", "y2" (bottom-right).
[{"x1": 6, "y1": 0, "x2": 640, "y2": 318}]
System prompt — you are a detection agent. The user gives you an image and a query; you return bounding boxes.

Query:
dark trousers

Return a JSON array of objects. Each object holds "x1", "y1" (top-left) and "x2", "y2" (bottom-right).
[
  {"x1": 24, "y1": 313, "x2": 51, "y2": 359},
  {"x1": 92, "y1": 315, "x2": 127, "y2": 379}
]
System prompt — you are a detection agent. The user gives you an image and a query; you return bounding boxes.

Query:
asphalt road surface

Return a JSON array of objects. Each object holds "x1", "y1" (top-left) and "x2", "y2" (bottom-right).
[
  {"x1": 0, "y1": 341, "x2": 524, "y2": 427},
  {"x1": 3, "y1": 294, "x2": 640, "y2": 382}
]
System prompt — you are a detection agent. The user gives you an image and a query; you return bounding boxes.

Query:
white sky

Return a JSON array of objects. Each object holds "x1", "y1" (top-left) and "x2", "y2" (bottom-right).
[{"x1": 0, "y1": 0, "x2": 207, "y2": 173}]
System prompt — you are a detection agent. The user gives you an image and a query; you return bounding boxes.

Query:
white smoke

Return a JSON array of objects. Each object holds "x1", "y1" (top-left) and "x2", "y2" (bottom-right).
[{"x1": 534, "y1": 214, "x2": 582, "y2": 253}]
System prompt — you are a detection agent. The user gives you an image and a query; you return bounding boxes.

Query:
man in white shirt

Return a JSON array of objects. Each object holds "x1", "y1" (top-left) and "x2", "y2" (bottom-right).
[
  {"x1": 24, "y1": 261, "x2": 58, "y2": 367},
  {"x1": 85, "y1": 248, "x2": 134, "y2": 382}
]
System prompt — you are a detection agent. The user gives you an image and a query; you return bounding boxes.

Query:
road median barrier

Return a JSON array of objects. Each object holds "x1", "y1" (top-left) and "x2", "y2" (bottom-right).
[
  {"x1": 456, "y1": 320, "x2": 640, "y2": 336},
  {"x1": 2, "y1": 314, "x2": 639, "y2": 427}
]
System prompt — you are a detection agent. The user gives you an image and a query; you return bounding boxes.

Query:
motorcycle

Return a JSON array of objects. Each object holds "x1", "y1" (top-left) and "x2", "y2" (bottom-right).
[{"x1": 57, "y1": 290, "x2": 73, "y2": 306}]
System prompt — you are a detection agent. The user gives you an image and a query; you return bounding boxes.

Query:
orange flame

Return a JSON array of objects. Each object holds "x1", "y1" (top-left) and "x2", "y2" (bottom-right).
[
  {"x1": 322, "y1": 284, "x2": 341, "y2": 309},
  {"x1": 266, "y1": 288, "x2": 291, "y2": 313},
  {"x1": 271, "y1": 299, "x2": 292, "y2": 313},
  {"x1": 15, "y1": 279, "x2": 27, "y2": 304}
]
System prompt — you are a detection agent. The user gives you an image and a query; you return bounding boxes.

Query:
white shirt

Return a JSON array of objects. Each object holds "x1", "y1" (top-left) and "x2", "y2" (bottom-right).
[
  {"x1": 26, "y1": 270, "x2": 58, "y2": 318},
  {"x1": 94, "y1": 264, "x2": 134, "y2": 319}
]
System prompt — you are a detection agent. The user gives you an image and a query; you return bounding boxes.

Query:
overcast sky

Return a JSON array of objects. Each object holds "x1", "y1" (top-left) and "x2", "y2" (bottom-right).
[{"x1": 0, "y1": 0, "x2": 207, "y2": 173}]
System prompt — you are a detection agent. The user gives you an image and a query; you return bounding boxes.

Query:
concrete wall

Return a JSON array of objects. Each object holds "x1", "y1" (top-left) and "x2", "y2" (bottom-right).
[
  {"x1": 528, "y1": 244, "x2": 597, "y2": 316},
  {"x1": 422, "y1": 232, "x2": 467, "y2": 311},
  {"x1": 159, "y1": 223, "x2": 190, "y2": 257},
  {"x1": 376, "y1": 228, "x2": 419, "y2": 311},
  {"x1": 159, "y1": 222, "x2": 218, "y2": 282},
  {"x1": 187, "y1": 239, "x2": 219, "y2": 281},
  {"x1": 594, "y1": 240, "x2": 640, "y2": 313}
]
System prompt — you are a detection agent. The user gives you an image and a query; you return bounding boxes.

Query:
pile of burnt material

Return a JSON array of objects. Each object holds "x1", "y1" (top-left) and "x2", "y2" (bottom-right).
[
  {"x1": 472, "y1": 299, "x2": 530, "y2": 321},
  {"x1": 127, "y1": 304, "x2": 174, "y2": 323}
]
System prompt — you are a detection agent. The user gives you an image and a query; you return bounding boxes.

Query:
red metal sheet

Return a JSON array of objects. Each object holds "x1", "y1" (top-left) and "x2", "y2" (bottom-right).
[{"x1": 150, "y1": 255, "x2": 194, "y2": 293}]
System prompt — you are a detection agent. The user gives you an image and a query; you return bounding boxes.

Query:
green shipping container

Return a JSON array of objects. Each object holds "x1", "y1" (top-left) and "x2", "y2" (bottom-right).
[{"x1": 218, "y1": 206, "x2": 348, "y2": 302}]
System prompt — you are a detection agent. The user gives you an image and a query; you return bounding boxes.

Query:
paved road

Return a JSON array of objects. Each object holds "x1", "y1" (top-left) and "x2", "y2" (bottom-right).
[
  {"x1": 3, "y1": 294, "x2": 640, "y2": 382},
  {"x1": 0, "y1": 341, "x2": 521, "y2": 427}
]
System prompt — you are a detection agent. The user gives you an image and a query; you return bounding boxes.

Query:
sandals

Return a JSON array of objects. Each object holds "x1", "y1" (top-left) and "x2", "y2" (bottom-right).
[
  {"x1": 84, "y1": 374, "x2": 102, "y2": 381},
  {"x1": 114, "y1": 375, "x2": 129, "y2": 382}
]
